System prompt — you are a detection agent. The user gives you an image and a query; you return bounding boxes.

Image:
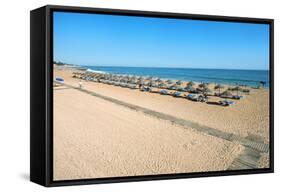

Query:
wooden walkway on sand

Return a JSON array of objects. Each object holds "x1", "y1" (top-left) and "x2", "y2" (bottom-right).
[{"x1": 55, "y1": 82, "x2": 270, "y2": 170}]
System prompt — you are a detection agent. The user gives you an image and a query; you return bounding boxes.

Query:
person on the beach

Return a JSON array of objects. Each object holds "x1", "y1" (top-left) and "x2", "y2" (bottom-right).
[
  {"x1": 203, "y1": 94, "x2": 209, "y2": 102},
  {"x1": 138, "y1": 83, "x2": 142, "y2": 89},
  {"x1": 79, "y1": 81, "x2": 83, "y2": 89}
]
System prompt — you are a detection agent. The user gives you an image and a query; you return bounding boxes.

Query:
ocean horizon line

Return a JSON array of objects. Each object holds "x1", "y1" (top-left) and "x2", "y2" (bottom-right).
[
  {"x1": 88, "y1": 66, "x2": 269, "y2": 71},
  {"x1": 59, "y1": 63, "x2": 269, "y2": 71}
]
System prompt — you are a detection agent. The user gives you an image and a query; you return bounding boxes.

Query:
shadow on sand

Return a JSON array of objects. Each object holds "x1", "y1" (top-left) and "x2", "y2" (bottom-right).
[{"x1": 19, "y1": 173, "x2": 29, "y2": 181}]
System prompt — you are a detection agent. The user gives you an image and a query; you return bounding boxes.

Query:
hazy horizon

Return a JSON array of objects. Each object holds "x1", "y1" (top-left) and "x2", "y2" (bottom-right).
[{"x1": 54, "y1": 61, "x2": 269, "y2": 71}]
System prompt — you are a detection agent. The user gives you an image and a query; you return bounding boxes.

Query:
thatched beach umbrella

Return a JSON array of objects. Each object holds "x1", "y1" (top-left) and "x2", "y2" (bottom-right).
[
  {"x1": 176, "y1": 80, "x2": 182, "y2": 85},
  {"x1": 147, "y1": 80, "x2": 154, "y2": 87},
  {"x1": 154, "y1": 78, "x2": 161, "y2": 82},
  {"x1": 137, "y1": 77, "x2": 144, "y2": 86},
  {"x1": 186, "y1": 81, "x2": 195, "y2": 87},
  {"x1": 168, "y1": 84, "x2": 178, "y2": 90},
  {"x1": 214, "y1": 84, "x2": 224, "y2": 94},
  {"x1": 202, "y1": 87, "x2": 212, "y2": 95},
  {"x1": 166, "y1": 79, "x2": 173, "y2": 84},
  {"x1": 232, "y1": 86, "x2": 242, "y2": 96},
  {"x1": 198, "y1": 82, "x2": 208, "y2": 89},
  {"x1": 131, "y1": 76, "x2": 138, "y2": 84},
  {"x1": 221, "y1": 90, "x2": 232, "y2": 96},
  {"x1": 157, "y1": 79, "x2": 164, "y2": 85},
  {"x1": 158, "y1": 82, "x2": 166, "y2": 88},
  {"x1": 185, "y1": 84, "x2": 195, "y2": 92},
  {"x1": 145, "y1": 76, "x2": 152, "y2": 81}
]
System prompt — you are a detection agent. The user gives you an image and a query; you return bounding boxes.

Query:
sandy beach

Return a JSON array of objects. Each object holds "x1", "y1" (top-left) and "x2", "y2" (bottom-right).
[{"x1": 53, "y1": 66, "x2": 270, "y2": 180}]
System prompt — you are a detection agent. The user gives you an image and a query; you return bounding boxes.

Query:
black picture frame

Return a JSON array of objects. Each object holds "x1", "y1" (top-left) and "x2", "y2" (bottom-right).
[{"x1": 30, "y1": 5, "x2": 274, "y2": 187}]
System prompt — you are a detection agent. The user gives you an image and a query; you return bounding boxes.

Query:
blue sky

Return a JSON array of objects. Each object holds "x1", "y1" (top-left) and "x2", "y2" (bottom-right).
[{"x1": 53, "y1": 11, "x2": 270, "y2": 70}]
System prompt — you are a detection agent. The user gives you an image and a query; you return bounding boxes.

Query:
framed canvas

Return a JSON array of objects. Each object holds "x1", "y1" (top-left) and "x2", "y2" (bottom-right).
[{"x1": 30, "y1": 5, "x2": 274, "y2": 187}]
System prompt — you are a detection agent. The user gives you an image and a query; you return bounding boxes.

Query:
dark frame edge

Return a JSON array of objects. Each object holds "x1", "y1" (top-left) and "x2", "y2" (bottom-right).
[
  {"x1": 44, "y1": 4, "x2": 273, "y2": 24},
  {"x1": 269, "y1": 19, "x2": 274, "y2": 173},
  {"x1": 48, "y1": 168, "x2": 273, "y2": 187},
  {"x1": 30, "y1": 5, "x2": 48, "y2": 186}
]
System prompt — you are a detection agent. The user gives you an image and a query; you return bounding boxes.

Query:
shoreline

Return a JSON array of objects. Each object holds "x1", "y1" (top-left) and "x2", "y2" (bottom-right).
[{"x1": 54, "y1": 64, "x2": 269, "y2": 88}]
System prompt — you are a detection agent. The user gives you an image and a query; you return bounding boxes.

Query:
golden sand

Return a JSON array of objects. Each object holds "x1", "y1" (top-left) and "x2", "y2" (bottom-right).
[{"x1": 53, "y1": 66, "x2": 270, "y2": 180}]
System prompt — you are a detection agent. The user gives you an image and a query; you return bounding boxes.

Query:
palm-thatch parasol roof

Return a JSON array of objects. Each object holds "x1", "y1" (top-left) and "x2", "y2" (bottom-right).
[
  {"x1": 232, "y1": 86, "x2": 242, "y2": 95},
  {"x1": 166, "y1": 79, "x2": 173, "y2": 84},
  {"x1": 185, "y1": 84, "x2": 196, "y2": 92},
  {"x1": 214, "y1": 84, "x2": 224, "y2": 94},
  {"x1": 214, "y1": 84, "x2": 224, "y2": 90},
  {"x1": 221, "y1": 90, "x2": 232, "y2": 96},
  {"x1": 176, "y1": 80, "x2": 182, "y2": 85},
  {"x1": 187, "y1": 81, "x2": 195, "y2": 86},
  {"x1": 202, "y1": 87, "x2": 212, "y2": 95},
  {"x1": 198, "y1": 82, "x2": 208, "y2": 88}
]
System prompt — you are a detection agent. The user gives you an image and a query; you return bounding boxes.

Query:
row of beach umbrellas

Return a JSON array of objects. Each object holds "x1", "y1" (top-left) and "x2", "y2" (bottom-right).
[{"x1": 72, "y1": 72, "x2": 249, "y2": 96}]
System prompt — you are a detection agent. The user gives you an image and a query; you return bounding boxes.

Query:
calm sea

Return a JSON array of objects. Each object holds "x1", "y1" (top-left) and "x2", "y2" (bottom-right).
[{"x1": 82, "y1": 66, "x2": 269, "y2": 87}]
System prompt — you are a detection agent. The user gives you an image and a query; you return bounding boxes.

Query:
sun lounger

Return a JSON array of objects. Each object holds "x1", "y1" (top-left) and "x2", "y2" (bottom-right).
[
  {"x1": 160, "y1": 89, "x2": 169, "y2": 95},
  {"x1": 232, "y1": 95, "x2": 244, "y2": 99},
  {"x1": 128, "y1": 84, "x2": 137, "y2": 89},
  {"x1": 168, "y1": 85, "x2": 177, "y2": 90},
  {"x1": 186, "y1": 94, "x2": 207, "y2": 102},
  {"x1": 219, "y1": 100, "x2": 234, "y2": 106},
  {"x1": 220, "y1": 94, "x2": 243, "y2": 100},
  {"x1": 120, "y1": 83, "x2": 127, "y2": 87},
  {"x1": 176, "y1": 87, "x2": 186, "y2": 91},
  {"x1": 206, "y1": 100, "x2": 234, "y2": 106},
  {"x1": 140, "y1": 86, "x2": 151, "y2": 92},
  {"x1": 186, "y1": 94, "x2": 199, "y2": 101},
  {"x1": 55, "y1": 77, "x2": 64, "y2": 84},
  {"x1": 173, "y1": 92, "x2": 181, "y2": 97}
]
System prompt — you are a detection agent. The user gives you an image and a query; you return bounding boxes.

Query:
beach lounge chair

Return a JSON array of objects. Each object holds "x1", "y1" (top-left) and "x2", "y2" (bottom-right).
[
  {"x1": 124, "y1": 83, "x2": 131, "y2": 88},
  {"x1": 108, "y1": 81, "x2": 114, "y2": 85},
  {"x1": 206, "y1": 100, "x2": 234, "y2": 106},
  {"x1": 173, "y1": 91, "x2": 181, "y2": 97},
  {"x1": 176, "y1": 87, "x2": 186, "y2": 91},
  {"x1": 55, "y1": 77, "x2": 64, "y2": 84},
  {"x1": 220, "y1": 92, "x2": 243, "y2": 100},
  {"x1": 120, "y1": 83, "x2": 127, "y2": 87},
  {"x1": 186, "y1": 94, "x2": 206, "y2": 102},
  {"x1": 168, "y1": 85, "x2": 177, "y2": 90},
  {"x1": 185, "y1": 86, "x2": 196, "y2": 93},
  {"x1": 157, "y1": 83, "x2": 167, "y2": 89},
  {"x1": 160, "y1": 89, "x2": 169, "y2": 95},
  {"x1": 186, "y1": 94, "x2": 199, "y2": 101},
  {"x1": 219, "y1": 100, "x2": 234, "y2": 106},
  {"x1": 198, "y1": 95, "x2": 207, "y2": 102},
  {"x1": 140, "y1": 86, "x2": 151, "y2": 92},
  {"x1": 196, "y1": 88, "x2": 203, "y2": 93},
  {"x1": 128, "y1": 84, "x2": 137, "y2": 89},
  {"x1": 232, "y1": 95, "x2": 244, "y2": 100}
]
